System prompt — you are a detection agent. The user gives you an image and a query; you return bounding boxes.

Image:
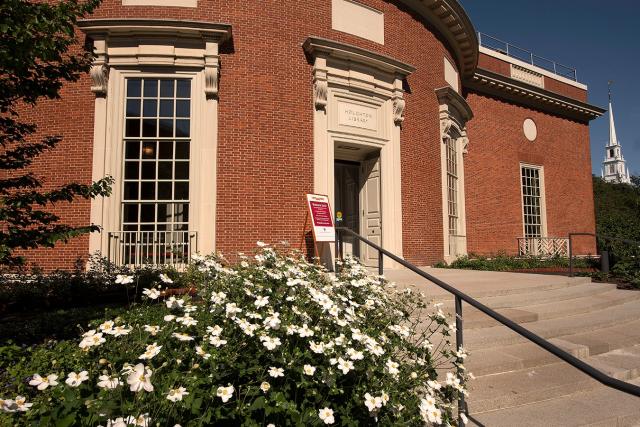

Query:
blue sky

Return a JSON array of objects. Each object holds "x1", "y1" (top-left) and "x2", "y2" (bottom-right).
[{"x1": 460, "y1": 0, "x2": 640, "y2": 176}]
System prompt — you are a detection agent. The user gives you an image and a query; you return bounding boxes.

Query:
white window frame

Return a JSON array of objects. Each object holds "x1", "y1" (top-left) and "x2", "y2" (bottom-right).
[
  {"x1": 519, "y1": 163, "x2": 548, "y2": 238},
  {"x1": 80, "y1": 20, "x2": 231, "y2": 261}
]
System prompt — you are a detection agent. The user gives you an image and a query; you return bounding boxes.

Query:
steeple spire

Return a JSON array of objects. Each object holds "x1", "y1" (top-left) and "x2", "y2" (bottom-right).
[{"x1": 602, "y1": 81, "x2": 631, "y2": 184}]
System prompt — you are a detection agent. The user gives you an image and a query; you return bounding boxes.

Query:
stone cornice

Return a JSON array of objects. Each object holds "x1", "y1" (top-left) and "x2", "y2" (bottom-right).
[
  {"x1": 465, "y1": 69, "x2": 605, "y2": 122},
  {"x1": 78, "y1": 19, "x2": 232, "y2": 42},
  {"x1": 396, "y1": 0, "x2": 478, "y2": 78},
  {"x1": 303, "y1": 37, "x2": 416, "y2": 76},
  {"x1": 435, "y1": 86, "x2": 473, "y2": 122}
]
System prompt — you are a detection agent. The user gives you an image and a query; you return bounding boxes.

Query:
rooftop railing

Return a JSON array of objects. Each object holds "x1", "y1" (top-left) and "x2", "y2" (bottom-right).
[{"x1": 478, "y1": 32, "x2": 578, "y2": 82}]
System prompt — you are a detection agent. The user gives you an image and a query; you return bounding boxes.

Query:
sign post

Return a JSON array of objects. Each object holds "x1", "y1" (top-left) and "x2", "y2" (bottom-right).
[{"x1": 303, "y1": 194, "x2": 335, "y2": 262}]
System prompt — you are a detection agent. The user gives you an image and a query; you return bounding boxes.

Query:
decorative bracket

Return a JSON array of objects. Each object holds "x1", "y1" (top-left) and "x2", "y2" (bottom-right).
[
  {"x1": 312, "y1": 58, "x2": 328, "y2": 111},
  {"x1": 89, "y1": 37, "x2": 109, "y2": 96}
]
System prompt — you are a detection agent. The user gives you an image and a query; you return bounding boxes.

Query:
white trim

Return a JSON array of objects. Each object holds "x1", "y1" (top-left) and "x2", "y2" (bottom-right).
[
  {"x1": 123, "y1": 0, "x2": 197, "y2": 6},
  {"x1": 479, "y1": 46, "x2": 587, "y2": 90},
  {"x1": 519, "y1": 163, "x2": 548, "y2": 239}
]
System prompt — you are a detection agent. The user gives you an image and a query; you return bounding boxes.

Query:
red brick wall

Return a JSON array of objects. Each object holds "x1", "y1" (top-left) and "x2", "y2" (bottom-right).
[
  {"x1": 15, "y1": 0, "x2": 456, "y2": 269},
  {"x1": 464, "y1": 91, "x2": 597, "y2": 256},
  {"x1": 478, "y1": 52, "x2": 588, "y2": 102}
]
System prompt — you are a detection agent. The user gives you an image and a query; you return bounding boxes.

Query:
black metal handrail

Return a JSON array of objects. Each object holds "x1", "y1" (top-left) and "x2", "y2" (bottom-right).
[
  {"x1": 335, "y1": 227, "x2": 640, "y2": 427},
  {"x1": 568, "y1": 232, "x2": 640, "y2": 277}
]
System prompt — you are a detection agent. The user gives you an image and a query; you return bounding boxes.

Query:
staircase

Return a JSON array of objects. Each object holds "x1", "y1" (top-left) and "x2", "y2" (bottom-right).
[{"x1": 384, "y1": 268, "x2": 640, "y2": 426}]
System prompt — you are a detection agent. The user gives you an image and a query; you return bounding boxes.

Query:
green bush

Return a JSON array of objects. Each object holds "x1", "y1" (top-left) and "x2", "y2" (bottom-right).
[
  {"x1": 0, "y1": 245, "x2": 468, "y2": 425},
  {"x1": 435, "y1": 253, "x2": 596, "y2": 271}
]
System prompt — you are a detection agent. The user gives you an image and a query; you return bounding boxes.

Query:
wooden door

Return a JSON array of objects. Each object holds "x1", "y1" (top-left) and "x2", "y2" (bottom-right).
[{"x1": 360, "y1": 156, "x2": 381, "y2": 267}]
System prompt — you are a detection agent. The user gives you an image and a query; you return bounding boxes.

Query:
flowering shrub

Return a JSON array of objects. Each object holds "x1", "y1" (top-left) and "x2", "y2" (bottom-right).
[{"x1": 1, "y1": 244, "x2": 469, "y2": 425}]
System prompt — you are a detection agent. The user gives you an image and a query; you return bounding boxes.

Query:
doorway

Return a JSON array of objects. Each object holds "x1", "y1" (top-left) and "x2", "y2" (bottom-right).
[{"x1": 334, "y1": 153, "x2": 382, "y2": 268}]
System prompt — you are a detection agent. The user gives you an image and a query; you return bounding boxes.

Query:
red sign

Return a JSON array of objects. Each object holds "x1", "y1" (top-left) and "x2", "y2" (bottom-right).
[{"x1": 306, "y1": 194, "x2": 335, "y2": 242}]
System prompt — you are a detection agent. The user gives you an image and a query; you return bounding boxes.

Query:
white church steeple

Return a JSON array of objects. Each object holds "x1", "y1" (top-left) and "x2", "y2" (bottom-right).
[{"x1": 602, "y1": 82, "x2": 631, "y2": 184}]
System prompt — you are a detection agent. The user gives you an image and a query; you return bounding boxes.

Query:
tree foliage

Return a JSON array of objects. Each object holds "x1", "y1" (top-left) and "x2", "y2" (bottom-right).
[{"x1": 0, "y1": 0, "x2": 111, "y2": 265}]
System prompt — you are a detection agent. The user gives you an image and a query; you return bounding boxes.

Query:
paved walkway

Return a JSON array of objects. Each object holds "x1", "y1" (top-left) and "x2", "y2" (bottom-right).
[{"x1": 384, "y1": 267, "x2": 640, "y2": 426}]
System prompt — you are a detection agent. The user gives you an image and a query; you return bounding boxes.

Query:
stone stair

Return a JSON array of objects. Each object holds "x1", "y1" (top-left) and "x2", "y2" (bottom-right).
[{"x1": 383, "y1": 268, "x2": 640, "y2": 426}]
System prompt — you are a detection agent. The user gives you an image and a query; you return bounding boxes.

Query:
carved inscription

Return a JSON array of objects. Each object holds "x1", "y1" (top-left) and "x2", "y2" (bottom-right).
[{"x1": 338, "y1": 103, "x2": 377, "y2": 131}]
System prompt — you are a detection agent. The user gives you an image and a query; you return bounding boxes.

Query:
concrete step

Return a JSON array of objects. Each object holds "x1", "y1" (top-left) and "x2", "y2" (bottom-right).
[
  {"x1": 464, "y1": 297, "x2": 640, "y2": 350},
  {"x1": 455, "y1": 288, "x2": 640, "y2": 330},
  {"x1": 468, "y1": 346, "x2": 640, "y2": 413},
  {"x1": 469, "y1": 379, "x2": 640, "y2": 427}
]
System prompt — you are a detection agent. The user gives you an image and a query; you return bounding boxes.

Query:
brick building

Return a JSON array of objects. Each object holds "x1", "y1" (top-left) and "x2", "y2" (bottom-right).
[{"x1": 19, "y1": 0, "x2": 604, "y2": 270}]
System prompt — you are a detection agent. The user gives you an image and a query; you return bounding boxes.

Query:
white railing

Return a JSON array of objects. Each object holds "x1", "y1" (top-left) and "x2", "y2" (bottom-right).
[
  {"x1": 478, "y1": 32, "x2": 578, "y2": 81},
  {"x1": 518, "y1": 237, "x2": 569, "y2": 257},
  {"x1": 107, "y1": 230, "x2": 197, "y2": 269}
]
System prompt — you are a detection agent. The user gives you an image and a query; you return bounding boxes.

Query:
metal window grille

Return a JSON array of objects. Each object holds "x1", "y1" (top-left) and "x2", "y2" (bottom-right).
[
  {"x1": 446, "y1": 138, "x2": 459, "y2": 235},
  {"x1": 521, "y1": 166, "x2": 542, "y2": 238},
  {"x1": 120, "y1": 78, "x2": 192, "y2": 265}
]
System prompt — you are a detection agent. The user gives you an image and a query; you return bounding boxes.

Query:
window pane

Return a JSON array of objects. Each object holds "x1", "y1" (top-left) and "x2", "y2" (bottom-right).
[
  {"x1": 144, "y1": 80, "x2": 158, "y2": 97},
  {"x1": 158, "y1": 119, "x2": 173, "y2": 138},
  {"x1": 127, "y1": 79, "x2": 141, "y2": 97},
  {"x1": 158, "y1": 162, "x2": 173, "y2": 179},
  {"x1": 158, "y1": 182, "x2": 172, "y2": 200},
  {"x1": 141, "y1": 182, "x2": 156, "y2": 200},
  {"x1": 141, "y1": 162, "x2": 156, "y2": 180},
  {"x1": 175, "y1": 162, "x2": 189, "y2": 180},
  {"x1": 174, "y1": 182, "x2": 189, "y2": 200},
  {"x1": 176, "y1": 80, "x2": 190, "y2": 98},
  {"x1": 175, "y1": 141, "x2": 189, "y2": 159},
  {"x1": 142, "y1": 119, "x2": 157, "y2": 138},
  {"x1": 123, "y1": 204, "x2": 138, "y2": 223},
  {"x1": 125, "y1": 119, "x2": 141, "y2": 137},
  {"x1": 126, "y1": 99, "x2": 141, "y2": 117},
  {"x1": 124, "y1": 162, "x2": 139, "y2": 180},
  {"x1": 159, "y1": 141, "x2": 173, "y2": 159},
  {"x1": 140, "y1": 204, "x2": 155, "y2": 222},
  {"x1": 160, "y1": 80, "x2": 175, "y2": 98},
  {"x1": 142, "y1": 141, "x2": 156, "y2": 159},
  {"x1": 124, "y1": 182, "x2": 139, "y2": 200},
  {"x1": 175, "y1": 120, "x2": 190, "y2": 138},
  {"x1": 159, "y1": 100, "x2": 173, "y2": 117},
  {"x1": 125, "y1": 140, "x2": 140, "y2": 159},
  {"x1": 143, "y1": 100, "x2": 158, "y2": 117},
  {"x1": 176, "y1": 100, "x2": 190, "y2": 118}
]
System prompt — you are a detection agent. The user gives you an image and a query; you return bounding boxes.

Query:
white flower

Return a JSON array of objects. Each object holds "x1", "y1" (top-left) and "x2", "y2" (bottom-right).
[
  {"x1": 144, "y1": 325, "x2": 161, "y2": 336},
  {"x1": 426, "y1": 406, "x2": 442, "y2": 424},
  {"x1": 268, "y1": 367, "x2": 284, "y2": 378},
  {"x1": 209, "y1": 335, "x2": 227, "y2": 347},
  {"x1": 263, "y1": 312, "x2": 281, "y2": 330},
  {"x1": 346, "y1": 348, "x2": 364, "y2": 361},
  {"x1": 196, "y1": 346, "x2": 211, "y2": 359},
  {"x1": 380, "y1": 391, "x2": 389, "y2": 405},
  {"x1": 97, "y1": 375, "x2": 122, "y2": 389},
  {"x1": 164, "y1": 315, "x2": 176, "y2": 322},
  {"x1": 142, "y1": 288, "x2": 161, "y2": 299},
  {"x1": 211, "y1": 292, "x2": 227, "y2": 305},
  {"x1": 254, "y1": 295, "x2": 269, "y2": 308},
  {"x1": 260, "y1": 336, "x2": 282, "y2": 351},
  {"x1": 260, "y1": 381, "x2": 271, "y2": 393},
  {"x1": 29, "y1": 374, "x2": 58, "y2": 390},
  {"x1": 216, "y1": 385, "x2": 235, "y2": 403},
  {"x1": 166, "y1": 296, "x2": 185, "y2": 309},
  {"x1": 167, "y1": 386, "x2": 189, "y2": 402},
  {"x1": 176, "y1": 315, "x2": 198, "y2": 327},
  {"x1": 337, "y1": 358, "x2": 354, "y2": 375},
  {"x1": 427, "y1": 380, "x2": 442, "y2": 391},
  {"x1": 256, "y1": 241, "x2": 267, "y2": 247},
  {"x1": 139, "y1": 343, "x2": 162, "y2": 360},
  {"x1": 225, "y1": 303, "x2": 242, "y2": 318},
  {"x1": 99, "y1": 320, "x2": 115, "y2": 332},
  {"x1": 303, "y1": 365, "x2": 316, "y2": 376},
  {"x1": 240, "y1": 261, "x2": 249, "y2": 268},
  {"x1": 207, "y1": 325, "x2": 223, "y2": 336},
  {"x1": 173, "y1": 332, "x2": 194, "y2": 342},
  {"x1": 65, "y1": 371, "x2": 89, "y2": 387},
  {"x1": 385, "y1": 359, "x2": 400, "y2": 376},
  {"x1": 115, "y1": 275, "x2": 134, "y2": 285},
  {"x1": 318, "y1": 407, "x2": 335, "y2": 424},
  {"x1": 364, "y1": 393, "x2": 383, "y2": 412},
  {"x1": 106, "y1": 418, "x2": 127, "y2": 427},
  {"x1": 108, "y1": 325, "x2": 132, "y2": 337},
  {"x1": 79, "y1": 330, "x2": 106, "y2": 349},
  {"x1": 309, "y1": 341, "x2": 325, "y2": 354},
  {"x1": 460, "y1": 412, "x2": 469, "y2": 425},
  {"x1": 14, "y1": 396, "x2": 32, "y2": 412},
  {"x1": 127, "y1": 364, "x2": 153, "y2": 393},
  {"x1": 159, "y1": 273, "x2": 174, "y2": 284},
  {"x1": 297, "y1": 324, "x2": 314, "y2": 338},
  {"x1": 126, "y1": 414, "x2": 151, "y2": 426}
]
